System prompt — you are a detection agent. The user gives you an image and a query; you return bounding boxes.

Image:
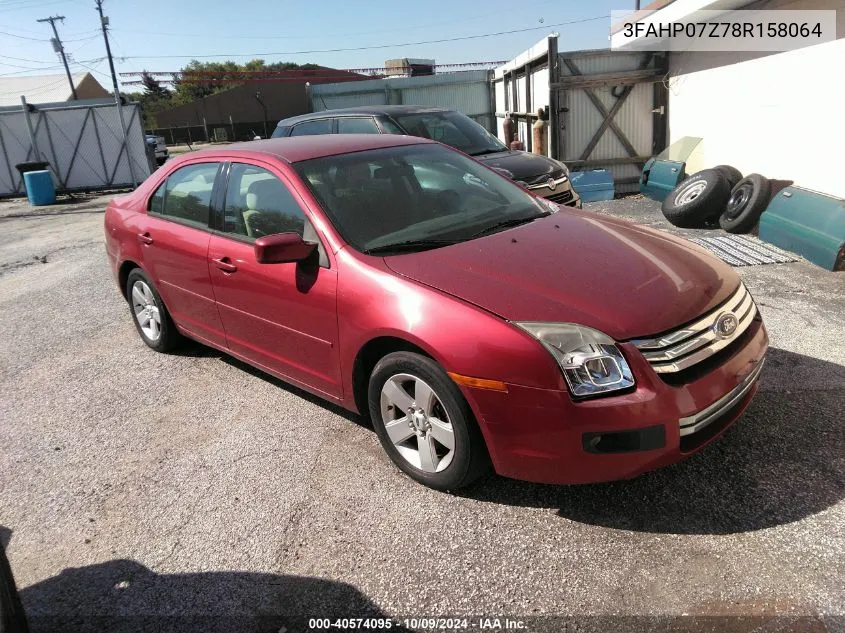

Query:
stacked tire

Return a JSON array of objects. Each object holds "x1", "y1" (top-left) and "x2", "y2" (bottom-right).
[{"x1": 661, "y1": 165, "x2": 771, "y2": 234}]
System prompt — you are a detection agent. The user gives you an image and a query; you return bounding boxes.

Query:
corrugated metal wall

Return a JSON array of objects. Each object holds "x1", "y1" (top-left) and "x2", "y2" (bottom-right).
[
  {"x1": 310, "y1": 70, "x2": 494, "y2": 131},
  {"x1": 558, "y1": 51, "x2": 655, "y2": 192},
  {"x1": 493, "y1": 39, "x2": 664, "y2": 194},
  {"x1": 491, "y1": 36, "x2": 554, "y2": 147}
]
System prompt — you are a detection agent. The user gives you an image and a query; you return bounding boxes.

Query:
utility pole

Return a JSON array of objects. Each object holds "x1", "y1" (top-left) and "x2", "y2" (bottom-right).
[
  {"x1": 95, "y1": 0, "x2": 137, "y2": 186},
  {"x1": 37, "y1": 16, "x2": 77, "y2": 100}
]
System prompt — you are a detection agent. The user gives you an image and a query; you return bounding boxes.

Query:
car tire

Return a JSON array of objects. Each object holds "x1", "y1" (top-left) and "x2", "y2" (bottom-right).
[
  {"x1": 713, "y1": 164, "x2": 743, "y2": 189},
  {"x1": 719, "y1": 174, "x2": 772, "y2": 234},
  {"x1": 126, "y1": 268, "x2": 180, "y2": 352},
  {"x1": 368, "y1": 351, "x2": 491, "y2": 491},
  {"x1": 661, "y1": 169, "x2": 731, "y2": 228}
]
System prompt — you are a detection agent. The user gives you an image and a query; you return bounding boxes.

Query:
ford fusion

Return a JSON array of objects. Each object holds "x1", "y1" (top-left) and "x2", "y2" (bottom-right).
[{"x1": 104, "y1": 134, "x2": 768, "y2": 490}]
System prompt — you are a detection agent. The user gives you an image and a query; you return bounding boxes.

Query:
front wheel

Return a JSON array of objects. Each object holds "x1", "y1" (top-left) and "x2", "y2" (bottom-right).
[{"x1": 368, "y1": 352, "x2": 491, "y2": 491}]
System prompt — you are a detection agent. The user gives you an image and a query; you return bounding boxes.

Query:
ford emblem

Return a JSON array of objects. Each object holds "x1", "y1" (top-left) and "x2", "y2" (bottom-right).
[{"x1": 714, "y1": 312, "x2": 738, "y2": 339}]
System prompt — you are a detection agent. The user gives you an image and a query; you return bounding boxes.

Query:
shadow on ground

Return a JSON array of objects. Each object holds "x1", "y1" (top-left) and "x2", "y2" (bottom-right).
[
  {"x1": 12, "y1": 553, "x2": 405, "y2": 633},
  {"x1": 462, "y1": 348, "x2": 845, "y2": 535},
  {"x1": 168, "y1": 340, "x2": 845, "y2": 535},
  {"x1": 173, "y1": 339, "x2": 364, "y2": 426}
]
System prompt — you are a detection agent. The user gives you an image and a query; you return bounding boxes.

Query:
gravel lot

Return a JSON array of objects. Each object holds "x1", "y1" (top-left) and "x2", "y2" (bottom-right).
[{"x1": 1, "y1": 193, "x2": 843, "y2": 633}]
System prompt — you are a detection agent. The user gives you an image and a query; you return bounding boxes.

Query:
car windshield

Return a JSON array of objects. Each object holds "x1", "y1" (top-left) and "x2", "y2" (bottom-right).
[
  {"x1": 393, "y1": 111, "x2": 507, "y2": 156},
  {"x1": 293, "y1": 144, "x2": 548, "y2": 255}
]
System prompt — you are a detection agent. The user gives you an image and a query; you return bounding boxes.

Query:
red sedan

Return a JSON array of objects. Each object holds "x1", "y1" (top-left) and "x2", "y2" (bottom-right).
[{"x1": 104, "y1": 135, "x2": 768, "y2": 490}]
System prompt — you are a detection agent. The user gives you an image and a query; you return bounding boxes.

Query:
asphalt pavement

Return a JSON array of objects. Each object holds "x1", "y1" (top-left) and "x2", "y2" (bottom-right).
[{"x1": 0, "y1": 193, "x2": 843, "y2": 633}]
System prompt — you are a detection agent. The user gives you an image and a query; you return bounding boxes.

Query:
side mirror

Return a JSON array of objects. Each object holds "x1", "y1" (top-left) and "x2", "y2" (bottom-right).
[{"x1": 254, "y1": 232, "x2": 317, "y2": 264}]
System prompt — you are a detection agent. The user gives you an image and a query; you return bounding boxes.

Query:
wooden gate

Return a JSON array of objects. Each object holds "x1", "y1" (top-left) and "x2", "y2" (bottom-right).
[{"x1": 550, "y1": 46, "x2": 669, "y2": 192}]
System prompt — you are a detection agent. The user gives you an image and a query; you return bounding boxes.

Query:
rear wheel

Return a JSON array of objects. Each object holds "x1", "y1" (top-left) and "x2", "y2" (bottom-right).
[
  {"x1": 368, "y1": 352, "x2": 491, "y2": 491},
  {"x1": 126, "y1": 268, "x2": 180, "y2": 352}
]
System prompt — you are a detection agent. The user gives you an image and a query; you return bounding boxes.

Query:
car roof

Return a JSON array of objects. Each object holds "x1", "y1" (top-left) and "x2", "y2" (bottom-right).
[
  {"x1": 192, "y1": 133, "x2": 434, "y2": 164},
  {"x1": 276, "y1": 105, "x2": 452, "y2": 127}
]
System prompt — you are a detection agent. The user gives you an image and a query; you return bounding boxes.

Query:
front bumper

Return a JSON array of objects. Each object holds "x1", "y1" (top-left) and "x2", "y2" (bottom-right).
[
  {"x1": 462, "y1": 317, "x2": 768, "y2": 485},
  {"x1": 529, "y1": 176, "x2": 582, "y2": 208}
]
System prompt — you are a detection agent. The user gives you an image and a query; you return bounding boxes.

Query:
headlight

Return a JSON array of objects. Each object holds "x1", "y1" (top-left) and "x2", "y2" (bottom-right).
[{"x1": 514, "y1": 322, "x2": 635, "y2": 398}]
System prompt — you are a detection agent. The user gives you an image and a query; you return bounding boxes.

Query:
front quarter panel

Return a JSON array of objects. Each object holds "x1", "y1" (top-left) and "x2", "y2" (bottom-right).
[{"x1": 337, "y1": 249, "x2": 566, "y2": 409}]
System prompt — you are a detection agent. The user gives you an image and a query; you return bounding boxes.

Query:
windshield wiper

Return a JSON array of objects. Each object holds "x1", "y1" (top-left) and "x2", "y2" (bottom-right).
[
  {"x1": 468, "y1": 215, "x2": 543, "y2": 239},
  {"x1": 364, "y1": 238, "x2": 460, "y2": 255}
]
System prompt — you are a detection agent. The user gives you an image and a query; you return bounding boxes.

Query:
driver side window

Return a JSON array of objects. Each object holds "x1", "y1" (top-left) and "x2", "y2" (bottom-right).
[
  {"x1": 222, "y1": 163, "x2": 329, "y2": 267},
  {"x1": 223, "y1": 164, "x2": 307, "y2": 240}
]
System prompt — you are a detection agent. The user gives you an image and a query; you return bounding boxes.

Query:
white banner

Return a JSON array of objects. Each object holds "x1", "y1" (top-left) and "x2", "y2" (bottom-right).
[{"x1": 611, "y1": 9, "x2": 837, "y2": 52}]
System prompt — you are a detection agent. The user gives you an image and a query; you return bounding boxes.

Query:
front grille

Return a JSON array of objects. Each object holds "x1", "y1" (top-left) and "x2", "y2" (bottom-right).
[
  {"x1": 544, "y1": 189, "x2": 574, "y2": 204},
  {"x1": 631, "y1": 283, "x2": 756, "y2": 375}
]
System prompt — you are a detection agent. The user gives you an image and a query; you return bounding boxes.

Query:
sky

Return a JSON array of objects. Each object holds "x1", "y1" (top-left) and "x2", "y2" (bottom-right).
[{"x1": 1, "y1": 0, "x2": 628, "y2": 89}]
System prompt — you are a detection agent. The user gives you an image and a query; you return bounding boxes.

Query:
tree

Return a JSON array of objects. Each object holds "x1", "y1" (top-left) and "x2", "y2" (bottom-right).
[
  {"x1": 131, "y1": 59, "x2": 323, "y2": 129},
  {"x1": 172, "y1": 59, "x2": 242, "y2": 104},
  {"x1": 127, "y1": 70, "x2": 174, "y2": 129},
  {"x1": 171, "y1": 59, "x2": 321, "y2": 105},
  {"x1": 141, "y1": 71, "x2": 170, "y2": 99}
]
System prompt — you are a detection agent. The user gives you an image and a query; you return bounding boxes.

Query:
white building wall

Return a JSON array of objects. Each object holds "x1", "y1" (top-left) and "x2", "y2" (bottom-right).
[{"x1": 666, "y1": 0, "x2": 845, "y2": 197}]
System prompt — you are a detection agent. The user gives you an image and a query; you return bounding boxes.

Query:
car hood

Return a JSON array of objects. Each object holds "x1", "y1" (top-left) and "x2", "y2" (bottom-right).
[
  {"x1": 472, "y1": 149, "x2": 561, "y2": 180},
  {"x1": 383, "y1": 211, "x2": 738, "y2": 340}
]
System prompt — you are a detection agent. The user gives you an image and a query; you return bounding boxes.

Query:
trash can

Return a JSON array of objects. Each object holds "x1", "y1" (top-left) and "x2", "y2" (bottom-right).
[
  {"x1": 15, "y1": 161, "x2": 50, "y2": 176},
  {"x1": 23, "y1": 170, "x2": 56, "y2": 206}
]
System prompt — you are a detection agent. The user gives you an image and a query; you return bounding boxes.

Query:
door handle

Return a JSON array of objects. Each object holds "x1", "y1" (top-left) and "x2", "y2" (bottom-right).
[
  {"x1": 212, "y1": 257, "x2": 238, "y2": 273},
  {"x1": 138, "y1": 232, "x2": 153, "y2": 245}
]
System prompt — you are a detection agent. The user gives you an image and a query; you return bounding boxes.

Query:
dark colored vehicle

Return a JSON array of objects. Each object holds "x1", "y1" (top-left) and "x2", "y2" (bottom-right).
[
  {"x1": 272, "y1": 106, "x2": 581, "y2": 208},
  {"x1": 145, "y1": 135, "x2": 169, "y2": 166},
  {"x1": 105, "y1": 134, "x2": 767, "y2": 491}
]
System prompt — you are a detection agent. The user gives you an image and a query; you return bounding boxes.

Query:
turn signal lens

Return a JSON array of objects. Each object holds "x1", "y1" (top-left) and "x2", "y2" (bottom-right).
[{"x1": 448, "y1": 372, "x2": 508, "y2": 392}]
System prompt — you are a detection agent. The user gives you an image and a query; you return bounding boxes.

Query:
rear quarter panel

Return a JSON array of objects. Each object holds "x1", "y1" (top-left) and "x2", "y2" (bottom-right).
[
  {"x1": 104, "y1": 195, "x2": 146, "y2": 290},
  {"x1": 103, "y1": 165, "x2": 171, "y2": 289}
]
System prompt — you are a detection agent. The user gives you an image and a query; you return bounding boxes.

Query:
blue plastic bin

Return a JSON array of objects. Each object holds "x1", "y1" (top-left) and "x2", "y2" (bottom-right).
[{"x1": 23, "y1": 170, "x2": 56, "y2": 206}]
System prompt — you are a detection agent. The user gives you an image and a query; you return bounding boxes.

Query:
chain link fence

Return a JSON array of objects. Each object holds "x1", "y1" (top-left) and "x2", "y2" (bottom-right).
[{"x1": 146, "y1": 119, "x2": 275, "y2": 145}]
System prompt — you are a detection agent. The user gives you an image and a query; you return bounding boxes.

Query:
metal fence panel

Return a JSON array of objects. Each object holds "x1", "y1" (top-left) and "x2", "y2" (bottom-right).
[
  {"x1": 491, "y1": 36, "x2": 555, "y2": 154},
  {"x1": 565, "y1": 82, "x2": 654, "y2": 160},
  {"x1": 0, "y1": 112, "x2": 29, "y2": 194},
  {"x1": 557, "y1": 50, "x2": 662, "y2": 193},
  {"x1": 310, "y1": 70, "x2": 494, "y2": 132},
  {"x1": 493, "y1": 39, "x2": 667, "y2": 194},
  {"x1": 0, "y1": 101, "x2": 150, "y2": 197},
  {"x1": 315, "y1": 91, "x2": 387, "y2": 110}
]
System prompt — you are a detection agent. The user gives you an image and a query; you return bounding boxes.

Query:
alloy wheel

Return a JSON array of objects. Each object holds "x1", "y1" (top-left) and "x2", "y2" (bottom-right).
[
  {"x1": 131, "y1": 280, "x2": 162, "y2": 342},
  {"x1": 380, "y1": 373, "x2": 455, "y2": 473}
]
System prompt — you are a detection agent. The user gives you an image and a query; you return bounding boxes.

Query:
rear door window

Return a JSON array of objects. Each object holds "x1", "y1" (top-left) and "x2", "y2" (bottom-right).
[
  {"x1": 337, "y1": 117, "x2": 380, "y2": 134},
  {"x1": 149, "y1": 162, "x2": 219, "y2": 229},
  {"x1": 290, "y1": 119, "x2": 333, "y2": 136}
]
